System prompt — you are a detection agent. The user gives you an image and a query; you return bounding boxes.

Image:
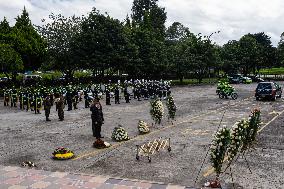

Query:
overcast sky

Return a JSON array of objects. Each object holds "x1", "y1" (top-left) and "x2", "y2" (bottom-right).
[{"x1": 0, "y1": 0, "x2": 283, "y2": 46}]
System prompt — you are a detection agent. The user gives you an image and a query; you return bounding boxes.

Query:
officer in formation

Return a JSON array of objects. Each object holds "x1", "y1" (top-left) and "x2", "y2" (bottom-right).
[
  {"x1": 114, "y1": 85, "x2": 120, "y2": 104},
  {"x1": 2, "y1": 84, "x2": 83, "y2": 119},
  {"x1": 2, "y1": 80, "x2": 171, "y2": 119},
  {"x1": 122, "y1": 79, "x2": 171, "y2": 102},
  {"x1": 105, "y1": 87, "x2": 111, "y2": 105}
]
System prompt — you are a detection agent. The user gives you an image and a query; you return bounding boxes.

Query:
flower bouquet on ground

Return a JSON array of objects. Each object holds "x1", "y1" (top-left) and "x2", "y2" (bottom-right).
[
  {"x1": 150, "y1": 99, "x2": 164, "y2": 124},
  {"x1": 52, "y1": 147, "x2": 74, "y2": 160},
  {"x1": 209, "y1": 126, "x2": 231, "y2": 187},
  {"x1": 138, "y1": 120, "x2": 150, "y2": 134},
  {"x1": 166, "y1": 95, "x2": 177, "y2": 121},
  {"x1": 112, "y1": 125, "x2": 130, "y2": 142},
  {"x1": 93, "y1": 139, "x2": 111, "y2": 149}
]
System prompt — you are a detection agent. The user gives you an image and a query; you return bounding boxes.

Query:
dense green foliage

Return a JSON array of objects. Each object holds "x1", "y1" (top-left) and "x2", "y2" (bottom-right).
[{"x1": 1, "y1": 1, "x2": 284, "y2": 84}]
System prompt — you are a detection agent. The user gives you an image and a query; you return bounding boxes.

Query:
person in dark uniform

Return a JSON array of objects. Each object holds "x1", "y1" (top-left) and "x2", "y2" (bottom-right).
[
  {"x1": 44, "y1": 95, "x2": 52, "y2": 121},
  {"x1": 90, "y1": 98, "x2": 104, "y2": 139},
  {"x1": 105, "y1": 88, "x2": 111, "y2": 105},
  {"x1": 35, "y1": 94, "x2": 42, "y2": 114},
  {"x1": 84, "y1": 90, "x2": 90, "y2": 108},
  {"x1": 4, "y1": 89, "x2": 10, "y2": 106},
  {"x1": 124, "y1": 87, "x2": 130, "y2": 103},
  {"x1": 57, "y1": 96, "x2": 65, "y2": 121},
  {"x1": 66, "y1": 90, "x2": 72, "y2": 111},
  {"x1": 114, "y1": 86, "x2": 120, "y2": 104},
  {"x1": 11, "y1": 88, "x2": 17, "y2": 107}
]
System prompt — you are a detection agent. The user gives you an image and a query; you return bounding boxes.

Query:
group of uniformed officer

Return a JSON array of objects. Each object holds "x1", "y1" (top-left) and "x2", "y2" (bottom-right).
[
  {"x1": 2, "y1": 80, "x2": 172, "y2": 122},
  {"x1": 4, "y1": 87, "x2": 45, "y2": 114}
]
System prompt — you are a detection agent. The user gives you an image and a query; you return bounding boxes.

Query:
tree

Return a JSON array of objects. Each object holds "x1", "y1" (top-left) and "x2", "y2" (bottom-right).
[
  {"x1": 37, "y1": 13, "x2": 83, "y2": 80},
  {"x1": 129, "y1": 0, "x2": 168, "y2": 78},
  {"x1": 0, "y1": 44, "x2": 23, "y2": 81},
  {"x1": 131, "y1": 0, "x2": 167, "y2": 40},
  {"x1": 278, "y1": 33, "x2": 284, "y2": 67},
  {"x1": 131, "y1": 0, "x2": 158, "y2": 24},
  {"x1": 238, "y1": 35, "x2": 260, "y2": 75},
  {"x1": 248, "y1": 32, "x2": 277, "y2": 71},
  {"x1": 77, "y1": 9, "x2": 130, "y2": 78},
  {"x1": 13, "y1": 7, "x2": 46, "y2": 71},
  {"x1": 221, "y1": 40, "x2": 240, "y2": 74},
  {"x1": 0, "y1": 17, "x2": 11, "y2": 35},
  {"x1": 166, "y1": 22, "x2": 191, "y2": 43}
]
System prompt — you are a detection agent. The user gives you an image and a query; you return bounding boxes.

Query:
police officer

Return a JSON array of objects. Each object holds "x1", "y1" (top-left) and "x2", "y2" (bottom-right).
[
  {"x1": 84, "y1": 89, "x2": 90, "y2": 108},
  {"x1": 44, "y1": 95, "x2": 52, "y2": 121},
  {"x1": 114, "y1": 86, "x2": 120, "y2": 104},
  {"x1": 72, "y1": 89, "x2": 78, "y2": 110},
  {"x1": 66, "y1": 89, "x2": 73, "y2": 111},
  {"x1": 105, "y1": 87, "x2": 111, "y2": 105},
  {"x1": 35, "y1": 93, "x2": 42, "y2": 114},
  {"x1": 124, "y1": 86, "x2": 130, "y2": 103},
  {"x1": 56, "y1": 96, "x2": 65, "y2": 121},
  {"x1": 90, "y1": 98, "x2": 104, "y2": 139},
  {"x1": 4, "y1": 88, "x2": 10, "y2": 106},
  {"x1": 11, "y1": 87, "x2": 17, "y2": 107}
]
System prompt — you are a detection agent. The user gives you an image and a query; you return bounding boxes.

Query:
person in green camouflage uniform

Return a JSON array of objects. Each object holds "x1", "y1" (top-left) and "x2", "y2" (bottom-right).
[
  {"x1": 44, "y1": 95, "x2": 52, "y2": 121},
  {"x1": 10, "y1": 88, "x2": 17, "y2": 107},
  {"x1": 57, "y1": 96, "x2": 65, "y2": 121},
  {"x1": 34, "y1": 93, "x2": 42, "y2": 114},
  {"x1": 4, "y1": 88, "x2": 10, "y2": 106}
]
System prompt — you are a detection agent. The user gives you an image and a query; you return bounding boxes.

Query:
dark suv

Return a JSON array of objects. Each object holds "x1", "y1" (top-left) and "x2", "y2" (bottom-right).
[{"x1": 255, "y1": 82, "x2": 282, "y2": 101}]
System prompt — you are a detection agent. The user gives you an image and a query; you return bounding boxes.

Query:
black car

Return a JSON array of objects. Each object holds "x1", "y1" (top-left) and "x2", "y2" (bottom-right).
[
  {"x1": 255, "y1": 82, "x2": 282, "y2": 101},
  {"x1": 228, "y1": 74, "x2": 242, "y2": 84},
  {"x1": 250, "y1": 76, "x2": 265, "y2": 82}
]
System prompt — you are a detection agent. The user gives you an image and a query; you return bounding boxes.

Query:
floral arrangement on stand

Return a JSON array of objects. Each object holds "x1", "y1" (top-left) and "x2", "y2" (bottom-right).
[
  {"x1": 52, "y1": 147, "x2": 74, "y2": 160},
  {"x1": 93, "y1": 139, "x2": 111, "y2": 149},
  {"x1": 166, "y1": 95, "x2": 177, "y2": 121},
  {"x1": 209, "y1": 127, "x2": 231, "y2": 187},
  {"x1": 150, "y1": 99, "x2": 164, "y2": 124},
  {"x1": 112, "y1": 125, "x2": 130, "y2": 142},
  {"x1": 242, "y1": 108, "x2": 261, "y2": 151},
  {"x1": 207, "y1": 108, "x2": 261, "y2": 187},
  {"x1": 138, "y1": 120, "x2": 150, "y2": 134},
  {"x1": 227, "y1": 119, "x2": 248, "y2": 161}
]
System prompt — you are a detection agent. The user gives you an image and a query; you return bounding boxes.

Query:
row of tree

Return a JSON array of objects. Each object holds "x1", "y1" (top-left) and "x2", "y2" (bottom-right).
[{"x1": 1, "y1": 0, "x2": 284, "y2": 83}]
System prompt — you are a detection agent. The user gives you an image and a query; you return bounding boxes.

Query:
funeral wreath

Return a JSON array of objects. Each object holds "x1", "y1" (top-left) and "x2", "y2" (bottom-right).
[
  {"x1": 52, "y1": 147, "x2": 74, "y2": 160},
  {"x1": 150, "y1": 99, "x2": 164, "y2": 124},
  {"x1": 112, "y1": 125, "x2": 130, "y2": 142}
]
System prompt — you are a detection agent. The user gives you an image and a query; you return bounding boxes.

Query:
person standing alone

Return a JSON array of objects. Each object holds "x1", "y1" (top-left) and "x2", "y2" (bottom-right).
[
  {"x1": 90, "y1": 98, "x2": 104, "y2": 139},
  {"x1": 44, "y1": 95, "x2": 52, "y2": 121},
  {"x1": 56, "y1": 96, "x2": 65, "y2": 121}
]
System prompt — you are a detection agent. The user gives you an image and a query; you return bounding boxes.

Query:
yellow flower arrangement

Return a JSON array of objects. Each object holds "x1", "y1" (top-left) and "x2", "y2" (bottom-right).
[
  {"x1": 54, "y1": 152, "x2": 74, "y2": 159},
  {"x1": 52, "y1": 147, "x2": 74, "y2": 160}
]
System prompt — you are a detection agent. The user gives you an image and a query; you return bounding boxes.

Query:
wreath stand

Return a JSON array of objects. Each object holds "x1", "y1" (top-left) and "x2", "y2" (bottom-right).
[{"x1": 136, "y1": 138, "x2": 171, "y2": 162}]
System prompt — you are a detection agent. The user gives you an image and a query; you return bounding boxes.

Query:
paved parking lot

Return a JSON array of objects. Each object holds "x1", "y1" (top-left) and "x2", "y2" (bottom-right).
[{"x1": 0, "y1": 83, "x2": 283, "y2": 188}]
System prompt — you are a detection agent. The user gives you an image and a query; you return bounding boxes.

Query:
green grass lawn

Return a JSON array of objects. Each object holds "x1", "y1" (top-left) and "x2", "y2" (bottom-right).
[
  {"x1": 171, "y1": 78, "x2": 218, "y2": 85},
  {"x1": 259, "y1": 67, "x2": 284, "y2": 75}
]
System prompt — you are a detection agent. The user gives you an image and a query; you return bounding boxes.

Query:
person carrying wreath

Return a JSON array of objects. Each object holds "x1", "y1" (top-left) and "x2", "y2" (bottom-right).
[{"x1": 90, "y1": 98, "x2": 104, "y2": 139}]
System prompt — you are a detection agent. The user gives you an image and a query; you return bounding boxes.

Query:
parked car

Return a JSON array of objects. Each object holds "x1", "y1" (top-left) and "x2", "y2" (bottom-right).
[
  {"x1": 240, "y1": 76, "x2": 252, "y2": 84},
  {"x1": 250, "y1": 76, "x2": 265, "y2": 82},
  {"x1": 255, "y1": 82, "x2": 282, "y2": 101},
  {"x1": 228, "y1": 74, "x2": 242, "y2": 84},
  {"x1": 0, "y1": 77, "x2": 8, "y2": 82}
]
